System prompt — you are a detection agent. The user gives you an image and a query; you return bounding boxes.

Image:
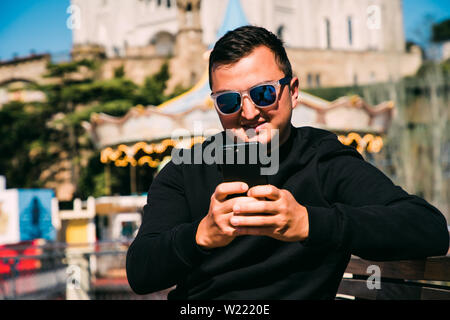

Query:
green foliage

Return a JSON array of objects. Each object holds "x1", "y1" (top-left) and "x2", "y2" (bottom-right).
[
  {"x1": 0, "y1": 101, "x2": 56, "y2": 187},
  {"x1": 61, "y1": 78, "x2": 138, "y2": 104},
  {"x1": 45, "y1": 59, "x2": 97, "y2": 78},
  {"x1": 405, "y1": 41, "x2": 426, "y2": 60},
  {"x1": 77, "y1": 152, "x2": 118, "y2": 198},
  {"x1": 441, "y1": 58, "x2": 450, "y2": 75},
  {"x1": 113, "y1": 65, "x2": 125, "y2": 78},
  {"x1": 134, "y1": 61, "x2": 170, "y2": 106},
  {"x1": 56, "y1": 100, "x2": 134, "y2": 126},
  {"x1": 409, "y1": 58, "x2": 450, "y2": 79},
  {"x1": 0, "y1": 58, "x2": 185, "y2": 197},
  {"x1": 432, "y1": 18, "x2": 450, "y2": 42}
]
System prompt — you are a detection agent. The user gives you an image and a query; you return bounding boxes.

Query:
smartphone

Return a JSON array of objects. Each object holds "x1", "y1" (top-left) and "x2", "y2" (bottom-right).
[{"x1": 218, "y1": 142, "x2": 268, "y2": 198}]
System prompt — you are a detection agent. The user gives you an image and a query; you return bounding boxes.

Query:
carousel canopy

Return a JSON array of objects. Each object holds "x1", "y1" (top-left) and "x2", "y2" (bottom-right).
[
  {"x1": 87, "y1": 89, "x2": 394, "y2": 150},
  {"x1": 85, "y1": 85, "x2": 394, "y2": 169}
]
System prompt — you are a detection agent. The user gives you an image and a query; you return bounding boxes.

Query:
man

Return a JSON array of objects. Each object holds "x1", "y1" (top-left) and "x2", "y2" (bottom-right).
[{"x1": 126, "y1": 26, "x2": 449, "y2": 299}]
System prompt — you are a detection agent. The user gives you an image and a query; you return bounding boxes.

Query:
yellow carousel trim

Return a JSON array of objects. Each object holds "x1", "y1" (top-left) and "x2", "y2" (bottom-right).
[
  {"x1": 338, "y1": 132, "x2": 384, "y2": 154},
  {"x1": 100, "y1": 136, "x2": 206, "y2": 168}
]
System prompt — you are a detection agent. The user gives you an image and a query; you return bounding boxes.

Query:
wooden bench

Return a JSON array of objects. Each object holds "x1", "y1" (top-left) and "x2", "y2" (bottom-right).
[{"x1": 336, "y1": 254, "x2": 450, "y2": 300}]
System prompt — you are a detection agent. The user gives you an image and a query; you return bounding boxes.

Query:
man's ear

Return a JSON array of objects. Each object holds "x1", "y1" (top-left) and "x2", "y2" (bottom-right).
[{"x1": 290, "y1": 77, "x2": 299, "y2": 109}]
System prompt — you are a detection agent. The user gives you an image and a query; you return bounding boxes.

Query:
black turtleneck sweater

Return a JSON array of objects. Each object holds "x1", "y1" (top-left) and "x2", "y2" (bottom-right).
[{"x1": 126, "y1": 126, "x2": 449, "y2": 299}]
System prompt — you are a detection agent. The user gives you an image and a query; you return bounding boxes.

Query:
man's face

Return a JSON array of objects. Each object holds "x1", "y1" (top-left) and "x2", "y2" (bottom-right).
[{"x1": 210, "y1": 45, "x2": 299, "y2": 145}]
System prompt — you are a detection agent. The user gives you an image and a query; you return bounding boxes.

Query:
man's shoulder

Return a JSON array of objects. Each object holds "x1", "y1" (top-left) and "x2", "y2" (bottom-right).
[
  {"x1": 293, "y1": 126, "x2": 361, "y2": 160},
  {"x1": 294, "y1": 126, "x2": 338, "y2": 151},
  {"x1": 295, "y1": 126, "x2": 336, "y2": 142}
]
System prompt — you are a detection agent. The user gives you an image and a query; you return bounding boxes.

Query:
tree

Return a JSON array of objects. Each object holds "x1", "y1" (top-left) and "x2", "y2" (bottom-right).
[
  {"x1": 0, "y1": 101, "x2": 55, "y2": 188},
  {"x1": 0, "y1": 58, "x2": 190, "y2": 200},
  {"x1": 432, "y1": 18, "x2": 450, "y2": 42},
  {"x1": 133, "y1": 61, "x2": 171, "y2": 106}
]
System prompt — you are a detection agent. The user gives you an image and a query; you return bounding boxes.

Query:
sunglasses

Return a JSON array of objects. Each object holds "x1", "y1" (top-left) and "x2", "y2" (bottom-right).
[{"x1": 211, "y1": 76, "x2": 292, "y2": 115}]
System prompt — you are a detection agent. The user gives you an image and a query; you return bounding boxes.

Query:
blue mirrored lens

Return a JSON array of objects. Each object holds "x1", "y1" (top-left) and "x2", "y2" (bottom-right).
[
  {"x1": 250, "y1": 85, "x2": 276, "y2": 106},
  {"x1": 216, "y1": 92, "x2": 241, "y2": 114}
]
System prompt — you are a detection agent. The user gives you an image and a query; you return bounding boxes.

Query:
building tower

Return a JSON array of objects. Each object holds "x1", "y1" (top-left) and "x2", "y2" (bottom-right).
[{"x1": 166, "y1": 0, "x2": 207, "y2": 92}]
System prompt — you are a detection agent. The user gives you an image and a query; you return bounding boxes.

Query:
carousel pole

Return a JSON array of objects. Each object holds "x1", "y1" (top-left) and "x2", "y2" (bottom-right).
[
  {"x1": 105, "y1": 162, "x2": 111, "y2": 196},
  {"x1": 130, "y1": 163, "x2": 137, "y2": 195}
]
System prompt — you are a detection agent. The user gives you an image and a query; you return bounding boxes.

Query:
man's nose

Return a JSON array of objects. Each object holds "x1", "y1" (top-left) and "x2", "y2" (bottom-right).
[{"x1": 240, "y1": 95, "x2": 260, "y2": 120}]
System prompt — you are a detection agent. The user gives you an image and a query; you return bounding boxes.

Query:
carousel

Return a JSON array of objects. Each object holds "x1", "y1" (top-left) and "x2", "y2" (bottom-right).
[{"x1": 87, "y1": 72, "x2": 393, "y2": 171}]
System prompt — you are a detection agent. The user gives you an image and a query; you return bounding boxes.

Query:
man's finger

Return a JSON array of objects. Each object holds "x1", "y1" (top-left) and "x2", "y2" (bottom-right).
[
  {"x1": 215, "y1": 182, "x2": 249, "y2": 201},
  {"x1": 232, "y1": 200, "x2": 277, "y2": 215},
  {"x1": 230, "y1": 215, "x2": 278, "y2": 227},
  {"x1": 247, "y1": 185, "x2": 280, "y2": 200}
]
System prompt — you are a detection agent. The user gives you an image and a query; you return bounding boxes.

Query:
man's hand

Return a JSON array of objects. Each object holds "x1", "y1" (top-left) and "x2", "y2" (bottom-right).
[
  {"x1": 196, "y1": 182, "x2": 259, "y2": 249},
  {"x1": 229, "y1": 185, "x2": 309, "y2": 242}
]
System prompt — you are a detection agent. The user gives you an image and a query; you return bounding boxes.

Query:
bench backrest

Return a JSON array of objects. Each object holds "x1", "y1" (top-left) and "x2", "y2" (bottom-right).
[{"x1": 337, "y1": 255, "x2": 450, "y2": 300}]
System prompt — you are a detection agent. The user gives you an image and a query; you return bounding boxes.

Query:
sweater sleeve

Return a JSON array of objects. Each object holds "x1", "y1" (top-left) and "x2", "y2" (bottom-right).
[
  {"x1": 126, "y1": 160, "x2": 210, "y2": 295},
  {"x1": 303, "y1": 139, "x2": 449, "y2": 261}
]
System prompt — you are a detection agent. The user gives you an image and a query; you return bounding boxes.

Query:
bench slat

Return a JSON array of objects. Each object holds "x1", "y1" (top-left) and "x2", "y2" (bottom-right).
[
  {"x1": 344, "y1": 256, "x2": 450, "y2": 281},
  {"x1": 338, "y1": 279, "x2": 376, "y2": 300},
  {"x1": 337, "y1": 278, "x2": 450, "y2": 300}
]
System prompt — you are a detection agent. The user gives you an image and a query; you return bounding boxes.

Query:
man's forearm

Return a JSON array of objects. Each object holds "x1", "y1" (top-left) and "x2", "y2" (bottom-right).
[
  {"x1": 304, "y1": 196, "x2": 449, "y2": 260},
  {"x1": 126, "y1": 222, "x2": 208, "y2": 295}
]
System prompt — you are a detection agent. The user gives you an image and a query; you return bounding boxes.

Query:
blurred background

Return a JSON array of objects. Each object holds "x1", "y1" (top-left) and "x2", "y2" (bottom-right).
[{"x1": 0, "y1": 0, "x2": 448, "y2": 300}]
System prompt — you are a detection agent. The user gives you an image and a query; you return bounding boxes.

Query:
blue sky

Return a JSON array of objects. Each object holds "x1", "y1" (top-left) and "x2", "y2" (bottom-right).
[
  {"x1": 0, "y1": 0, "x2": 449, "y2": 61},
  {"x1": 403, "y1": 0, "x2": 450, "y2": 44},
  {"x1": 0, "y1": 0, "x2": 71, "y2": 60}
]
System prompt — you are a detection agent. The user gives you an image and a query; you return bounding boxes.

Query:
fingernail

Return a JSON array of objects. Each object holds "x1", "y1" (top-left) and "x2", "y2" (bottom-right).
[
  {"x1": 233, "y1": 205, "x2": 240, "y2": 212},
  {"x1": 230, "y1": 217, "x2": 239, "y2": 225}
]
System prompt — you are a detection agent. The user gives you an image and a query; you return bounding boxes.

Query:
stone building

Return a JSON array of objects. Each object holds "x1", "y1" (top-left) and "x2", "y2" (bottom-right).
[
  {"x1": 70, "y1": 0, "x2": 421, "y2": 89},
  {"x1": 0, "y1": 54, "x2": 50, "y2": 107},
  {"x1": 71, "y1": 0, "x2": 207, "y2": 92},
  {"x1": 0, "y1": 0, "x2": 423, "y2": 103}
]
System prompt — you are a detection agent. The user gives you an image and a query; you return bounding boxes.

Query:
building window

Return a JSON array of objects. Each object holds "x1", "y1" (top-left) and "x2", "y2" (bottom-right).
[
  {"x1": 315, "y1": 74, "x2": 321, "y2": 87},
  {"x1": 307, "y1": 73, "x2": 313, "y2": 87},
  {"x1": 167, "y1": 0, "x2": 171, "y2": 8},
  {"x1": 348, "y1": 16, "x2": 353, "y2": 46},
  {"x1": 157, "y1": 0, "x2": 161, "y2": 6},
  {"x1": 325, "y1": 18, "x2": 331, "y2": 49},
  {"x1": 153, "y1": 32, "x2": 175, "y2": 56},
  {"x1": 277, "y1": 25, "x2": 285, "y2": 41},
  {"x1": 190, "y1": 71, "x2": 197, "y2": 86},
  {"x1": 353, "y1": 74, "x2": 358, "y2": 86}
]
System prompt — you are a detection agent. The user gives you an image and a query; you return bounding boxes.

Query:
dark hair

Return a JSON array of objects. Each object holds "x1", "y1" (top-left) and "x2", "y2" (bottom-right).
[{"x1": 208, "y1": 25, "x2": 293, "y2": 89}]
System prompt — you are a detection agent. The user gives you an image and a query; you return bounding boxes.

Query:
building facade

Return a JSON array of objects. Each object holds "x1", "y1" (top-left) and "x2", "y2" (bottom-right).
[
  {"x1": 72, "y1": 0, "x2": 407, "y2": 55},
  {"x1": 70, "y1": 0, "x2": 421, "y2": 88}
]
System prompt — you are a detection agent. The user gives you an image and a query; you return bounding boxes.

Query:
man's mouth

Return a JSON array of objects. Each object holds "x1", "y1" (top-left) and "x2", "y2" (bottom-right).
[{"x1": 242, "y1": 121, "x2": 267, "y2": 132}]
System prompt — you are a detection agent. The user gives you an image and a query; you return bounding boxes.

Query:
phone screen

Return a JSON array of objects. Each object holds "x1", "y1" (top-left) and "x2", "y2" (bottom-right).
[{"x1": 218, "y1": 142, "x2": 268, "y2": 190}]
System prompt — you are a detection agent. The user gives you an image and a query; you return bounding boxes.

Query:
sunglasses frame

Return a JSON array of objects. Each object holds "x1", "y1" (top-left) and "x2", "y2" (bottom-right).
[{"x1": 211, "y1": 76, "x2": 292, "y2": 115}]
